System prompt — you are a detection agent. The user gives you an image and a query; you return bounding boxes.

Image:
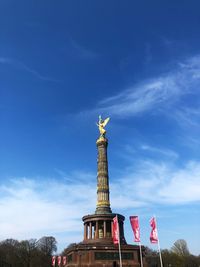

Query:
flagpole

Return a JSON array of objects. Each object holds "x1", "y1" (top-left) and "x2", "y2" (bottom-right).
[
  {"x1": 154, "y1": 216, "x2": 163, "y2": 267},
  {"x1": 139, "y1": 242, "x2": 143, "y2": 267},
  {"x1": 129, "y1": 216, "x2": 143, "y2": 267},
  {"x1": 157, "y1": 238, "x2": 163, "y2": 267},
  {"x1": 117, "y1": 215, "x2": 122, "y2": 267}
]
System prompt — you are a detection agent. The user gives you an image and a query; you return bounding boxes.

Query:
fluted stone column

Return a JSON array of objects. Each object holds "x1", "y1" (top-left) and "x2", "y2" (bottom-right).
[
  {"x1": 103, "y1": 221, "x2": 106, "y2": 237},
  {"x1": 95, "y1": 221, "x2": 99, "y2": 239},
  {"x1": 84, "y1": 223, "x2": 87, "y2": 240},
  {"x1": 95, "y1": 136, "x2": 112, "y2": 214},
  {"x1": 89, "y1": 222, "x2": 92, "y2": 239}
]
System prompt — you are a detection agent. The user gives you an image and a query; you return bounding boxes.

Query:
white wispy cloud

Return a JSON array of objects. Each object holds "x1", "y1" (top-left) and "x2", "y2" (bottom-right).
[
  {"x1": 112, "y1": 160, "x2": 200, "y2": 206},
  {"x1": 85, "y1": 55, "x2": 200, "y2": 119},
  {"x1": 175, "y1": 107, "x2": 200, "y2": 128},
  {"x1": 69, "y1": 38, "x2": 99, "y2": 60},
  {"x1": 1, "y1": 160, "x2": 200, "y2": 250},
  {"x1": 140, "y1": 144, "x2": 179, "y2": 159},
  {"x1": 0, "y1": 174, "x2": 96, "y2": 250},
  {"x1": 0, "y1": 57, "x2": 59, "y2": 82}
]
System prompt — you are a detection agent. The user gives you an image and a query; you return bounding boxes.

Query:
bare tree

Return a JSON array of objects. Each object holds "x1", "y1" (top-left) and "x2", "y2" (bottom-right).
[
  {"x1": 37, "y1": 236, "x2": 57, "y2": 256},
  {"x1": 171, "y1": 239, "x2": 190, "y2": 257},
  {"x1": 17, "y1": 239, "x2": 38, "y2": 267},
  {"x1": 0, "y1": 237, "x2": 57, "y2": 267}
]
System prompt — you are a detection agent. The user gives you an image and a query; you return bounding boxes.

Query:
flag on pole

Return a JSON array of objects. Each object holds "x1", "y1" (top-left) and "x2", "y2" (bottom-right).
[
  {"x1": 130, "y1": 216, "x2": 140, "y2": 242},
  {"x1": 57, "y1": 256, "x2": 62, "y2": 266},
  {"x1": 52, "y1": 256, "x2": 56, "y2": 266},
  {"x1": 150, "y1": 217, "x2": 163, "y2": 267},
  {"x1": 113, "y1": 215, "x2": 122, "y2": 267},
  {"x1": 150, "y1": 217, "x2": 158, "y2": 243},
  {"x1": 63, "y1": 256, "x2": 67, "y2": 266},
  {"x1": 112, "y1": 216, "x2": 119, "y2": 244}
]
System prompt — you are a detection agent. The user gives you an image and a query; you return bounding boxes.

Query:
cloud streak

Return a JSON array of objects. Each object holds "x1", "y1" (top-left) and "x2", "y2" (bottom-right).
[
  {"x1": 0, "y1": 57, "x2": 59, "y2": 82},
  {"x1": 85, "y1": 55, "x2": 200, "y2": 119},
  {"x1": 112, "y1": 160, "x2": 200, "y2": 206},
  {"x1": 69, "y1": 38, "x2": 99, "y2": 60},
  {"x1": 140, "y1": 145, "x2": 179, "y2": 159}
]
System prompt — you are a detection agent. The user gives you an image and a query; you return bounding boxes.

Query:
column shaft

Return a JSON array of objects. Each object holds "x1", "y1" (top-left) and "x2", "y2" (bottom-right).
[
  {"x1": 103, "y1": 221, "x2": 106, "y2": 238},
  {"x1": 95, "y1": 138, "x2": 112, "y2": 214},
  {"x1": 84, "y1": 224, "x2": 87, "y2": 240},
  {"x1": 95, "y1": 221, "x2": 99, "y2": 239},
  {"x1": 89, "y1": 222, "x2": 92, "y2": 239}
]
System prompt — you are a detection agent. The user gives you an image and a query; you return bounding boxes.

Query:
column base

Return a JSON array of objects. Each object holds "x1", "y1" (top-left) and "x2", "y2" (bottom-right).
[{"x1": 95, "y1": 206, "x2": 112, "y2": 214}]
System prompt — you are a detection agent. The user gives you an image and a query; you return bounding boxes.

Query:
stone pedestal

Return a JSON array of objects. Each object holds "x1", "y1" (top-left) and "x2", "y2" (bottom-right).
[{"x1": 65, "y1": 243, "x2": 147, "y2": 267}]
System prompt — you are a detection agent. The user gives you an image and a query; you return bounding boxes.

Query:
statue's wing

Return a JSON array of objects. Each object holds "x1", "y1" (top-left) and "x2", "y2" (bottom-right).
[{"x1": 102, "y1": 117, "x2": 110, "y2": 127}]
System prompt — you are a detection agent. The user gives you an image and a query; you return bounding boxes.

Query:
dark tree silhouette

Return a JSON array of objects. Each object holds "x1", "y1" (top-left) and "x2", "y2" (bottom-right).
[{"x1": 0, "y1": 237, "x2": 57, "y2": 267}]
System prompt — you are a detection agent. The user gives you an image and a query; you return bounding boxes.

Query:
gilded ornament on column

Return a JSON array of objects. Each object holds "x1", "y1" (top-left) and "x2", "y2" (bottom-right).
[{"x1": 96, "y1": 115, "x2": 110, "y2": 138}]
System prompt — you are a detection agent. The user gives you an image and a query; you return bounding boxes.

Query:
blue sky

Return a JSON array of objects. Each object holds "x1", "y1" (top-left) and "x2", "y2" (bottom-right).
[{"x1": 0, "y1": 0, "x2": 200, "y2": 255}]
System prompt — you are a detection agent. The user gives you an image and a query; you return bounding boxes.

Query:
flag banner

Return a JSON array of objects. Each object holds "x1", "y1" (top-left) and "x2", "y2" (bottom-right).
[
  {"x1": 52, "y1": 256, "x2": 56, "y2": 266},
  {"x1": 57, "y1": 256, "x2": 62, "y2": 266},
  {"x1": 63, "y1": 256, "x2": 67, "y2": 266},
  {"x1": 150, "y1": 217, "x2": 158, "y2": 243},
  {"x1": 130, "y1": 216, "x2": 140, "y2": 242},
  {"x1": 112, "y1": 216, "x2": 119, "y2": 244}
]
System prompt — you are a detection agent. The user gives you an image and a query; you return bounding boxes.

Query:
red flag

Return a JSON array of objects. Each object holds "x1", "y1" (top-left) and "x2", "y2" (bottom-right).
[
  {"x1": 52, "y1": 256, "x2": 56, "y2": 266},
  {"x1": 63, "y1": 256, "x2": 67, "y2": 266},
  {"x1": 130, "y1": 216, "x2": 140, "y2": 242},
  {"x1": 112, "y1": 216, "x2": 119, "y2": 244},
  {"x1": 57, "y1": 256, "x2": 62, "y2": 266},
  {"x1": 150, "y1": 217, "x2": 158, "y2": 243}
]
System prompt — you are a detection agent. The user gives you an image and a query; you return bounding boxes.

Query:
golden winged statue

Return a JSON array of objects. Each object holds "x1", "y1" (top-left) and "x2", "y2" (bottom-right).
[{"x1": 97, "y1": 115, "x2": 110, "y2": 137}]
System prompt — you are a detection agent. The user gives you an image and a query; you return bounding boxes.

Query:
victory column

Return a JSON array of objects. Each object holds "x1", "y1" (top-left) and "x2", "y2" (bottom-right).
[{"x1": 63, "y1": 116, "x2": 147, "y2": 267}]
